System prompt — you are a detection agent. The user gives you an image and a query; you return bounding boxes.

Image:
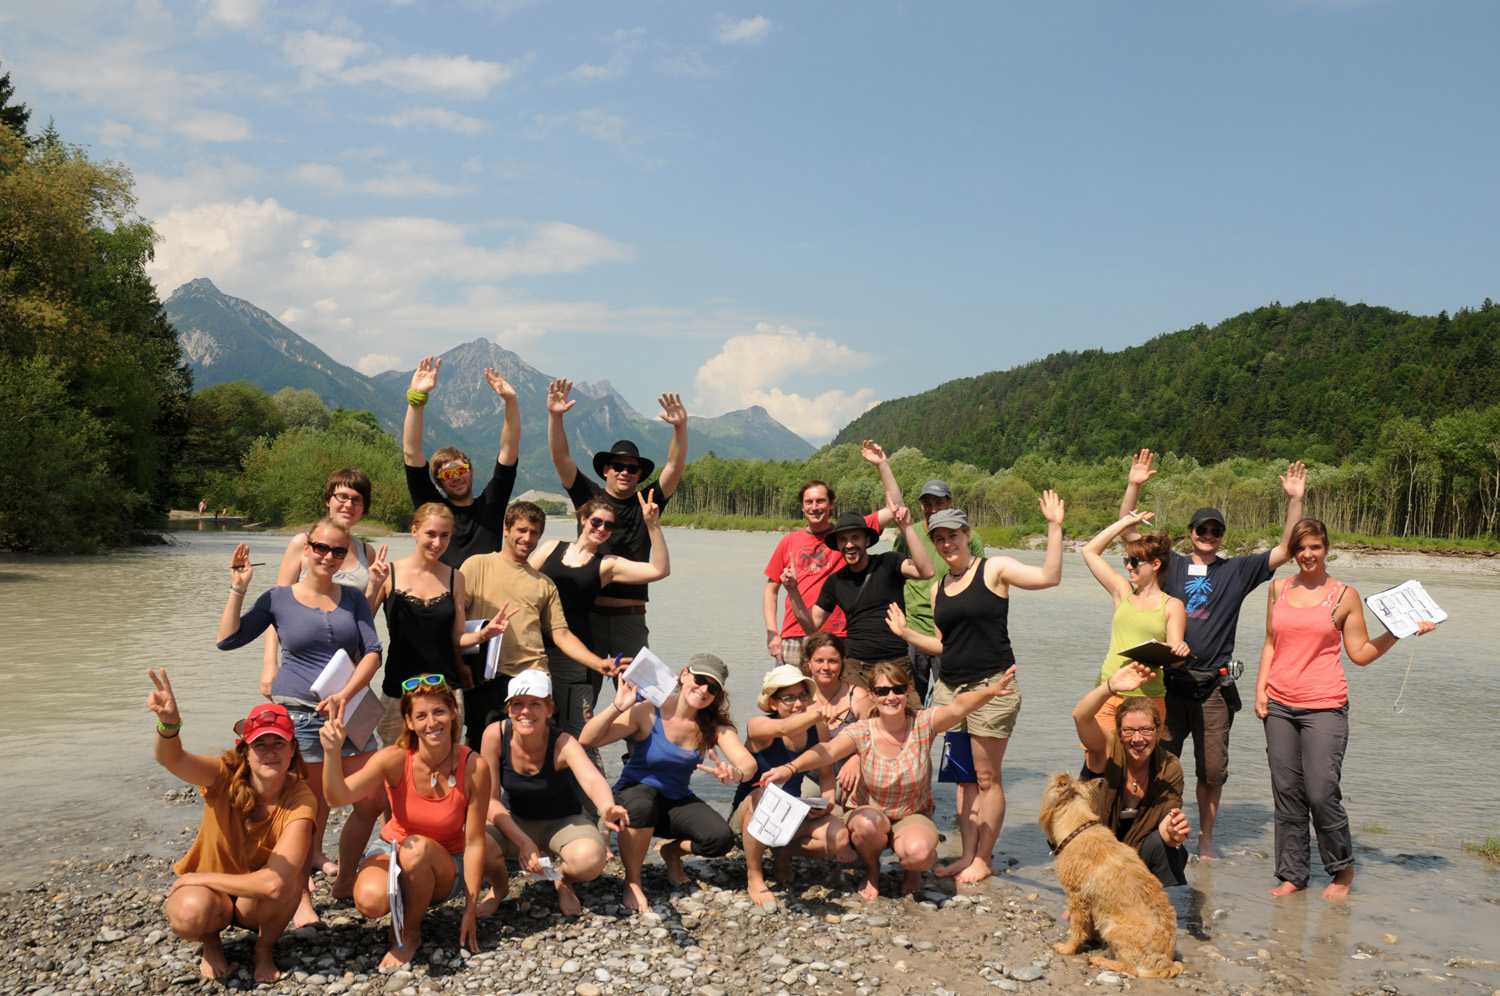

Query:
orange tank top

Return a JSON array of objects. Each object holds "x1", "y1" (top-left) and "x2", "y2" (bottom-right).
[
  {"x1": 380, "y1": 746, "x2": 470, "y2": 854},
  {"x1": 1267, "y1": 579, "x2": 1348, "y2": 710}
]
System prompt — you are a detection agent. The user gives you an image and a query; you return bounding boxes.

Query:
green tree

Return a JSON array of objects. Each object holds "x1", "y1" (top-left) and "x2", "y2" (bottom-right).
[
  {"x1": 273, "y1": 386, "x2": 330, "y2": 431},
  {"x1": 0, "y1": 65, "x2": 30, "y2": 140}
]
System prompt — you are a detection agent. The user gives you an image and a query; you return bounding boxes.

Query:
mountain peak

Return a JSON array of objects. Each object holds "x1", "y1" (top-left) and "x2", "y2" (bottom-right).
[{"x1": 167, "y1": 277, "x2": 224, "y2": 302}]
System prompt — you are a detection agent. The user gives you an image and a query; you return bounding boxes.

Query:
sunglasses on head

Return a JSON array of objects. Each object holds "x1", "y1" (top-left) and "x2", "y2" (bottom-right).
[
  {"x1": 608, "y1": 461, "x2": 641, "y2": 475},
  {"x1": 308, "y1": 541, "x2": 349, "y2": 560},
  {"x1": 437, "y1": 462, "x2": 471, "y2": 481},
  {"x1": 401, "y1": 674, "x2": 449, "y2": 692},
  {"x1": 687, "y1": 672, "x2": 722, "y2": 696},
  {"x1": 587, "y1": 516, "x2": 616, "y2": 533},
  {"x1": 871, "y1": 683, "x2": 909, "y2": 698},
  {"x1": 1195, "y1": 524, "x2": 1224, "y2": 538}
]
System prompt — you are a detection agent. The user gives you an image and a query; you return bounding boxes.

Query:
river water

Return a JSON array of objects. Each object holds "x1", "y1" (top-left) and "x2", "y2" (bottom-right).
[{"x1": 2, "y1": 525, "x2": 1497, "y2": 991}]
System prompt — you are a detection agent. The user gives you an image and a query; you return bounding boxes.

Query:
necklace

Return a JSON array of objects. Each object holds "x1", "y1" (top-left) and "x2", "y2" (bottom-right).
[
  {"x1": 947, "y1": 555, "x2": 977, "y2": 587},
  {"x1": 426, "y1": 742, "x2": 458, "y2": 790},
  {"x1": 875, "y1": 719, "x2": 910, "y2": 749}
]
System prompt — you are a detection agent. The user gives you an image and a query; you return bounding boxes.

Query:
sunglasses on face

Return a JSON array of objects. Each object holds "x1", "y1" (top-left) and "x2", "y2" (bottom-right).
[
  {"x1": 588, "y1": 516, "x2": 616, "y2": 533},
  {"x1": 608, "y1": 461, "x2": 641, "y2": 475},
  {"x1": 401, "y1": 674, "x2": 449, "y2": 692},
  {"x1": 1195, "y1": 524, "x2": 1224, "y2": 538},
  {"x1": 1124, "y1": 556, "x2": 1150, "y2": 569},
  {"x1": 330, "y1": 492, "x2": 365, "y2": 508},
  {"x1": 687, "y1": 673, "x2": 722, "y2": 697},
  {"x1": 308, "y1": 541, "x2": 349, "y2": 560},
  {"x1": 871, "y1": 683, "x2": 909, "y2": 698},
  {"x1": 437, "y1": 463, "x2": 471, "y2": 481},
  {"x1": 773, "y1": 691, "x2": 809, "y2": 705}
]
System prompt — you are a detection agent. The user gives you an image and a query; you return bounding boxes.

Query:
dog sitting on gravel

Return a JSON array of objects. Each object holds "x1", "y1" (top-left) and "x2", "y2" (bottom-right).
[{"x1": 1038, "y1": 773, "x2": 1184, "y2": 978}]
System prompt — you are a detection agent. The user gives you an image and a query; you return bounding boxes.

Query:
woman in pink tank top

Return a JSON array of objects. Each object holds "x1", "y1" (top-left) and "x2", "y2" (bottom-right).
[
  {"x1": 1253, "y1": 519, "x2": 1434, "y2": 901},
  {"x1": 322, "y1": 675, "x2": 508, "y2": 969}
]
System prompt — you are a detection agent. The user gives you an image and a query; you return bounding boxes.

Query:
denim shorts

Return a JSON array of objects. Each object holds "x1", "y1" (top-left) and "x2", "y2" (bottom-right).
[
  {"x1": 288, "y1": 707, "x2": 378, "y2": 762},
  {"x1": 361, "y1": 837, "x2": 466, "y2": 904}
]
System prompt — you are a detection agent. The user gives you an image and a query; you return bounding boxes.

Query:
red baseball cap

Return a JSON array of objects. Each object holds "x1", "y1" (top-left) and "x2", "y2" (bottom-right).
[{"x1": 234, "y1": 703, "x2": 295, "y2": 744}]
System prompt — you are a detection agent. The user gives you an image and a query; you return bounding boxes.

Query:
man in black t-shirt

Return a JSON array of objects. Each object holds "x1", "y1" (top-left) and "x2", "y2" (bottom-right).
[
  {"x1": 546, "y1": 377, "x2": 688, "y2": 659},
  {"x1": 783, "y1": 507, "x2": 934, "y2": 684},
  {"x1": 1119, "y1": 448, "x2": 1305, "y2": 860},
  {"x1": 403, "y1": 355, "x2": 520, "y2": 568}
]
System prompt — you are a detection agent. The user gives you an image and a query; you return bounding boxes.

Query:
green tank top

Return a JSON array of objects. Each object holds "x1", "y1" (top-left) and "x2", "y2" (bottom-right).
[{"x1": 1098, "y1": 591, "x2": 1168, "y2": 698}]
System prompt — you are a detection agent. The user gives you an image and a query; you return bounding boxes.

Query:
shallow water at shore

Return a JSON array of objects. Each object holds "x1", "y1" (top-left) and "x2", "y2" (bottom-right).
[{"x1": 1, "y1": 526, "x2": 1497, "y2": 992}]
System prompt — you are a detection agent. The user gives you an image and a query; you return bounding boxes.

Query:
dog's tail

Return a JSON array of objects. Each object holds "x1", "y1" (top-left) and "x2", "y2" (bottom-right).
[{"x1": 1136, "y1": 960, "x2": 1185, "y2": 979}]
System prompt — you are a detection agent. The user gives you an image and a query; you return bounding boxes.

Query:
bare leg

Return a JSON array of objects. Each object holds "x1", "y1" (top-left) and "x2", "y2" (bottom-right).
[
  {"x1": 1196, "y1": 781, "x2": 1223, "y2": 860},
  {"x1": 332, "y1": 751, "x2": 383, "y2": 900},
  {"x1": 235, "y1": 886, "x2": 300, "y2": 984},
  {"x1": 943, "y1": 735, "x2": 1008, "y2": 883},
  {"x1": 845, "y1": 807, "x2": 890, "y2": 900},
  {"x1": 476, "y1": 832, "x2": 507, "y2": 917},
  {"x1": 377, "y1": 836, "x2": 453, "y2": 970},
  {"x1": 659, "y1": 839, "x2": 691, "y2": 885},
  {"x1": 740, "y1": 797, "x2": 775, "y2": 905},
  {"x1": 554, "y1": 837, "x2": 609, "y2": 916},
  {"x1": 164, "y1": 884, "x2": 233, "y2": 979},
  {"x1": 1321, "y1": 866, "x2": 1353, "y2": 901},
  {"x1": 936, "y1": 782, "x2": 979, "y2": 879},
  {"x1": 616, "y1": 827, "x2": 654, "y2": 913},
  {"x1": 892, "y1": 821, "x2": 937, "y2": 895},
  {"x1": 296, "y1": 760, "x2": 330, "y2": 925}
]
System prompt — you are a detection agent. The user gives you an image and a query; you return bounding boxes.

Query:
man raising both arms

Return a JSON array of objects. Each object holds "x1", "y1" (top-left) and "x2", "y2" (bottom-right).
[
  {"x1": 1119, "y1": 449, "x2": 1306, "y2": 860},
  {"x1": 762, "y1": 441, "x2": 903, "y2": 667},
  {"x1": 547, "y1": 378, "x2": 688, "y2": 660},
  {"x1": 404, "y1": 356, "x2": 521, "y2": 568}
]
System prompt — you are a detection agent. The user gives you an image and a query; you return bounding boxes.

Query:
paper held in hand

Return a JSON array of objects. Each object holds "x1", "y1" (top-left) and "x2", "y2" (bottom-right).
[
  {"x1": 1118, "y1": 639, "x2": 1188, "y2": 669},
  {"x1": 745, "y1": 781, "x2": 813, "y2": 848},
  {"x1": 309, "y1": 649, "x2": 383, "y2": 748},
  {"x1": 387, "y1": 846, "x2": 404, "y2": 940},
  {"x1": 463, "y1": 619, "x2": 504, "y2": 680},
  {"x1": 622, "y1": 647, "x2": 677, "y2": 708},
  {"x1": 1365, "y1": 579, "x2": 1447, "y2": 639}
]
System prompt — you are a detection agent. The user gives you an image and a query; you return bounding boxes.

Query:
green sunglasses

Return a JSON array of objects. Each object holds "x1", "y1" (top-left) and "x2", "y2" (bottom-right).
[{"x1": 401, "y1": 674, "x2": 449, "y2": 693}]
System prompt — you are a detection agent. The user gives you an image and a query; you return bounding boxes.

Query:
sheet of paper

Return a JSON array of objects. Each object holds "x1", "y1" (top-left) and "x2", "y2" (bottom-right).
[
  {"x1": 308, "y1": 648, "x2": 381, "y2": 746},
  {"x1": 1365, "y1": 579, "x2": 1447, "y2": 640},
  {"x1": 462, "y1": 619, "x2": 485, "y2": 656},
  {"x1": 534, "y1": 856, "x2": 563, "y2": 882},
  {"x1": 387, "y1": 845, "x2": 404, "y2": 940},
  {"x1": 744, "y1": 780, "x2": 813, "y2": 848},
  {"x1": 622, "y1": 647, "x2": 677, "y2": 708}
]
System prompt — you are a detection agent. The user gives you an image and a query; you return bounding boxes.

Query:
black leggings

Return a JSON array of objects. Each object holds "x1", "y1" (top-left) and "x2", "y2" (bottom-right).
[
  {"x1": 1137, "y1": 831, "x2": 1189, "y2": 888},
  {"x1": 615, "y1": 782, "x2": 735, "y2": 857}
]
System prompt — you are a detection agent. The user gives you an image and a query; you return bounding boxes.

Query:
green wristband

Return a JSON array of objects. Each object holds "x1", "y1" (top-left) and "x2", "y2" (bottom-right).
[
  {"x1": 157, "y1": 717, "x2": 183, "y2": 736},
  {"x1": 407, "y1": 389, "x2": 429, "y2": 407}
]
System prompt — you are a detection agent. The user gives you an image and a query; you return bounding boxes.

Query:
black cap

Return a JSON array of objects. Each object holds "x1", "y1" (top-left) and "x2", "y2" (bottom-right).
[
  {"x1": 823, "y1": 511, "x2": 880, "y2": 550},
  {"x1": 592, "y1": 440, "x2": 656, "y2": 480},
  {"x1": 1189, "y1": 507, "x2": 1226, "y2": 530}
]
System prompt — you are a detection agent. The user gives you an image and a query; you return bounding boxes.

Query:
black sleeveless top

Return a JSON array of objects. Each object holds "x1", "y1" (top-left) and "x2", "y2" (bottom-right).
[
  {"x1": 499, "y1": 721, "x2": 584, "y2": 820},
  {"x1": 381, "y1": 564, "x2": 459, "y2": 697},
  {"x1": 933, "y1": 559, "x2": 1016, "y2": 686},
  {"x1": 538, "y1": 542, "x2": 604, "y2": 646}
]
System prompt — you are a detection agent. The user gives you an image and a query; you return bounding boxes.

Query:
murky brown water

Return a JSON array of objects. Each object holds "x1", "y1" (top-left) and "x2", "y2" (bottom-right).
[{"x1": 2, "y1": 526, "x2": 1496, "y2": 990}]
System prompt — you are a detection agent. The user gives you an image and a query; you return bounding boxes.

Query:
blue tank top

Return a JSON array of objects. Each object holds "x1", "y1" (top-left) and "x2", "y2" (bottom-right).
[
  {"x1": 732, "y1": 724, "x2": 820, "y2": 810},
  {"x1": 615, "y1": 709, "x2": 703, "y2": 800}
]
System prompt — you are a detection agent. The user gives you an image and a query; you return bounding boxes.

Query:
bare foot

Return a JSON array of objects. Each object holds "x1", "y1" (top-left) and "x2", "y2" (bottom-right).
[
  {"x1": 1269, "y1": 880, "x2": 1304, "y2": 898},
  {"x1": 856, "y1": 871, "x2": 880, "y2": 900},
  {"x1": 1321, "y1": 868, "x2": 1353, "y2": 901},
  {"x1": 292, "y1": 889, "x2": 321, "y2": 928},
  {"x1": 252, "y1": 950, "x2": 282, "y2": 984},
  {"x1": 660, "y1": 841, "x2": 690, "y2": 886},
  {"x1": 900, "y1": 868, "x2": 923, "y2": 895},
  {"x1": 329, "y1": 872, "x2": 357, "y2": 902},
  {"x1": 1197, "y1": 838, "x2": 1221, "y2": 861},
  {"x1": 774, "y1": 853, "x2": 795, "y2": 884},
  {"x1": 556, "y1": 882, "x2": 584, "y2": 917},
  {"x1": 622, "y1": 881, "x2": 649, "y2": 913},
  {"x1": 378, "y1": 946, "x2": 416, "y2": 970},
  {"x1": 934, "y1": 855, "x2": 976, "y2": 879},
  {"x1": 953, "y1": 857, "x2": 993, "y2": 884},
  {"x1": 476, "y1": 888, "x2": 501, "y2": 918},
  {"x1": 199, "y1": 937, "x2": 230, "y2": 980},
  {"x1": 313, "y1": 851, "x2": 338, "y2": 877},
  {"x1": 748, "y1": 882, "x2": 776, "y2": 906}
]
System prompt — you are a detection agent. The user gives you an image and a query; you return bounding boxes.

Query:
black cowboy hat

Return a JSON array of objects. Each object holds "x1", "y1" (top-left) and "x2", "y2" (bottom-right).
[
  {"x1": 592, "y1": 440, "x2": 656, "y2": 480},
  {"x1": 823, "y1": 510, "x2": 880, "y2": 550}
]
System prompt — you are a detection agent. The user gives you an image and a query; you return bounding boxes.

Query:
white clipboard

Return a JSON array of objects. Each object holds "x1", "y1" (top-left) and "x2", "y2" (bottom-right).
[
  {"x1": 621, "y1": 647, "x2": 677, "y2": 707},
  {"x1": 1365, "y1": 579, "x2": 1447, "y2": 639},
  {"x1": 387, "y1": 845, "x2": 404, "y2": 940},
  {"x1": 463, "y1": 620, "x2": 504, "y2": 680},
  {"x1": 309, "y1": 649, "x2": 381, "y2": 747},
  {"x1": 745, "y1": 781, "x2": 814, "y2": 848}
]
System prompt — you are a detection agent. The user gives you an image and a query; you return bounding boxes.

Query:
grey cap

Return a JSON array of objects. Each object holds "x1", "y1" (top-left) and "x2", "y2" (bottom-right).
[
  {"x1": 687, "y1": 653, "x2": 729, "y2": 686},
  {"x1": 1189, "y1": 507, "x2": 1226, "y2": 530},
  {"x1": 926, "y1": 507, "x2": 970, "y2": 535},
  {"x1": 919, "y1": 479, "x2": 952, "y2": 499}
]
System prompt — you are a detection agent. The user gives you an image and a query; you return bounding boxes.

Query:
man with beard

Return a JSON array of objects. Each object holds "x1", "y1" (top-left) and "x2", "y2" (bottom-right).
[{"x1": 404, "y1": 355, "x2": 520, "y2": 568}]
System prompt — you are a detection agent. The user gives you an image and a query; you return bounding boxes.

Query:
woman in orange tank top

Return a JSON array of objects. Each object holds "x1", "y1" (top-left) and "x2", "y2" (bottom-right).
[
  {"x1": 1253, "y1": 519, "x2": 1434, "y2": 902},
  {"x1": 322, "y1": 675, "x2": 508, "y2": 969}
]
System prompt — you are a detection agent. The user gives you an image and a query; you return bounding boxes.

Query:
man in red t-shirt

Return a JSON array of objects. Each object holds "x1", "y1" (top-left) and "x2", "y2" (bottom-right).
[{"x1": 761, "y1": 441, "x2": 902, "y2": 666}]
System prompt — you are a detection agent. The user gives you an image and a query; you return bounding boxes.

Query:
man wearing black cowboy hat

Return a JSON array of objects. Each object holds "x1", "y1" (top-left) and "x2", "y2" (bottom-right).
[
  {"x1": 782, "y1": 504, "x2": 934, "y2": 685},
  {"x1": 546, "y1": 377, "x2": 689, "y2": 659}
]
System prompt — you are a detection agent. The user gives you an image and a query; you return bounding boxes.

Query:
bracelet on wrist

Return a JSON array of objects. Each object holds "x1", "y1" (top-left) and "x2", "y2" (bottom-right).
[
  {"x1": 407, "y1": 389, "x2": 429, "y2": 408},
  {"x1": 1105, "y1": 677, "x2": 1115, "y2": 694},
  {"x1": 229, "y1": 586, "x2": 247, "y2": 597},
  {"x1": 157, "y1": 717, "x2": 183, "y2": 736}
]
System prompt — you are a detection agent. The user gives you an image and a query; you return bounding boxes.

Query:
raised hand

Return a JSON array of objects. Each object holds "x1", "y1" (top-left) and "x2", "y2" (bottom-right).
[
  {"x1": 1128, "y1": 449, "x2": 1157, "y2": 487},
  {"x1": 484, "y1": 368, "x2": 517, "y2": 403},
  {"x1": 1281, "y1": 461, "x2": 1307, "y2": 500},
  {"x1": 697, "y1": 748, "x2": 743, "y2": 786},
  {"x1": 547, "y1": 378, "x2": 576, "y2": 416},
  {"x1": 410, "y1": 355, "x2": 441, "y2": 394},
  {"x1": 892, "y1": 503, "x2": 912, "y2": 528},
  {"x1": 612, "y1": 678, "x2": 639, "y2": 712},
  {"x1": 638, "y1": 488, "x2": 660, "y2": 527},
  {"x1": 656, "y1": 392, "x2": 687, "y2": 426},
  {"x1": 780, "y1": 564, "x2": 797, "y2": 587},
  {"x1": 600, "y1": 803, "x2": 630, "y2": 833},
  {"x1": 319, "y1": 715, "x2": 347, "y2": 754},
  {"x1": 1109, "y1": 661, "x2": 1156, "y2": 695},
  {"x1": 367, "y1": 545, "x2": 391, "y2": 590},
  {"x1": 885, "y1": 602, "x2": 909, "y2": 639},
  {"x1": 230, "y1": 542, "x2": 254, "y2": 590},
  {"x1": 860, "y1": 440, "x2": 888, "y2": 465},
  {"x1": 476, "y1": 601, "x2": 520, "y2": 642},
  {"x1": 1039, "y1": 489, "x2": 1065, "y2": 525},
  {"x1": 146, "y1": 668, "x2": 182, "y2": 726},
  {"x1": 1125, "y1": 508, "x2": 1155, "y2": 525}
]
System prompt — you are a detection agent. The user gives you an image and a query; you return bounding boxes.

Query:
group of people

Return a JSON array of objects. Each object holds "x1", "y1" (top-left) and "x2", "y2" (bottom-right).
[{"x1": 153, "y1": 365, "x2": 1435, "y2": 981}]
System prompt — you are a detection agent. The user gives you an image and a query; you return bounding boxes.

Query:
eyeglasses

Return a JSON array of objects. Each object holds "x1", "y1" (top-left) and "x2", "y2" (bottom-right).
[
  {"x1": 687, "y1": 673, "x2": 722, "y2": 697},
  {"x1": 871, "y1": 683, "x2": 909, "y2": 698},
  {"x1": 772, "y1": 691, "x2": 809, "y2": 705},
  {"x1": 1123, "y1": 556, "x2": 1149, "y2": 569},
  {"x1": 437, "y1": 462, "x2": 471, "y2": 481},
  {"x1": 1195, "y1": 524, "x2": 1224, "y2": 538},
  {"x1": 588, "y1": 517, "x2": 616, "y2": 533},
  {"x1": 608, "y1": 461, "x2": 641, "y2": 475},
  {"x1": 1120, "y1": 728, "x2": 1157, "y2": 742},
  {"x1": 308, "y1": 541, "x2": 349, "y2": 560},
  {"x1": 330, "y1": 492, "x2": 366, "y2": 508},
  {"x1": 401, "y1": 674, "x2": 449, "y2": 692}
]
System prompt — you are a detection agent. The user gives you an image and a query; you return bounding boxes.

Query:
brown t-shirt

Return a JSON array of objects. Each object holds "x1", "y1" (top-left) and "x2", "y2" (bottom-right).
[
  {"x1": 174, "y1": 759, "x2": 317, "y2": 876},
  {"x1": 460, "y1": 553, "x2": 565, "y2": 677}
]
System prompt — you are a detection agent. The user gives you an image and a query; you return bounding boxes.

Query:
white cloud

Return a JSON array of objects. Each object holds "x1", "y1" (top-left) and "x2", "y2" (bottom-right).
[
  {"x1": 175, "y1": 110, "x2": 254, "y2": 142},
  {"x1": 288, "y1": 162, "x2": 348, "y2": 192},
  {"x1": 605, "y1": 27, "x2": 647, "y2": 44},
  {"x1": 567, "y1": 54, "x2": 630, "y2": 84},
  {"x1": 281, "y1": 32, "x2": 514, "y2": 98},
  {"x1": 530, "y1": 109, "x2": 632, "y2": 146},
  {"x1": 714, "y1": 15, "x2": 771, "y2": 46},
  {"x1": 356, "y1": 163, "x2": 471, "y2": 197},
  {"x1": 656, "y1": 52, "x2": 715, "y2": 78},
  {"x1": 693, "y1": 324, "x2": 878, "y2": 441},
  {"x1": 356, "y1": 353, "x2": 402, "y2": 375},
  {"x1": 198, "y1": 0, "x2": 271, "y2": 32},
  {"x1": 282, "y1": 30, "x2": 370, "y2": 80},
  {"x1": 375, "y1": 106, "x2": 488, "y2": 135}
]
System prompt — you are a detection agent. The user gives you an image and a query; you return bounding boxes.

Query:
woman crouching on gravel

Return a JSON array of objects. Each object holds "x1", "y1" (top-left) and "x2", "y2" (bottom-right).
[
  {"x1": 148, "y1": 669, "x2": 314, "y2": 983},
  {"x1": 321, "y1": 675, "x2": 506, "y2": 969}
]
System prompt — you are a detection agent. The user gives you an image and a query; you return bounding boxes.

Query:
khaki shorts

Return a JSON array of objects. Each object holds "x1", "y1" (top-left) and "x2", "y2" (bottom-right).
[
  {"x1": 486, "y1": 814, "x2": 602, "y2": 858},
  {"x1": 890, "y1": 812, "x2": 938, "y2": 840},
  {"x1": 932, "y1": 678, "x2": 1022, "y2": 739}
]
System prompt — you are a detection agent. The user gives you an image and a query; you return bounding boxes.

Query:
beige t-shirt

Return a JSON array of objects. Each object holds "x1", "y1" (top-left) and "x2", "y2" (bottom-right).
[
  {"x1": 175, "y1": 758, "x2": 317, "y2": 876},
  {"x1": 460, "y1": 553, "x2": 564, "y2": 676}
]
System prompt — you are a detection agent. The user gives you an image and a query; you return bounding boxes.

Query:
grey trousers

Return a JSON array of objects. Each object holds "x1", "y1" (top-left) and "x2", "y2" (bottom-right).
[{"x1": 1264, "y1": 699, "x2": 1353, "y2": 888}]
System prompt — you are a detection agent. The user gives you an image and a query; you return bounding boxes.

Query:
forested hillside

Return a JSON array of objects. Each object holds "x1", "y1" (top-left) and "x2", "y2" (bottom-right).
[{"x1": 834, "y1": 299, "x2": 1500, "y2": 468}]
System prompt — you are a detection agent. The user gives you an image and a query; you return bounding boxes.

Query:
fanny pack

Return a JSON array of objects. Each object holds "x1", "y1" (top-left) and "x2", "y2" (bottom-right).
[{"x1": 1162, "y1": 660, "x2": 1244, "y2": 704}]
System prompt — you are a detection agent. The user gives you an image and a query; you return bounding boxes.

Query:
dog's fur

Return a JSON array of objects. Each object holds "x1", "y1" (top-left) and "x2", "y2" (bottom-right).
[{"x1": 1038, "y1": 773, "x2": 1184, "y2": 978}]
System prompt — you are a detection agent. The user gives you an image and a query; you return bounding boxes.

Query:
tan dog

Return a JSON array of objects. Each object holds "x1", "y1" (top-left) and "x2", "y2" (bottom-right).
[{"x1": 1038, "y1": 773, "x2": 1184, "y2": 978}]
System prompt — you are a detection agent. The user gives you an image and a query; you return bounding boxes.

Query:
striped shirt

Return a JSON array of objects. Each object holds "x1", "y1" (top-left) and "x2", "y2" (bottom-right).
[{"x1": 837, "y1": 708, "x2": 937, "y2": 820}]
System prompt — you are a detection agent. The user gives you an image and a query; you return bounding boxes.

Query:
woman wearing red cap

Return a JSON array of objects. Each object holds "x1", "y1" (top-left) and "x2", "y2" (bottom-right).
[{"x1": 147, "y1": 669, "x2": 315, "y2": 984}]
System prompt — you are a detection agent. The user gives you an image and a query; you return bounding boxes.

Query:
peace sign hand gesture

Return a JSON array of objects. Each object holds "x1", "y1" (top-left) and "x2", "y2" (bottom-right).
[
  {"x1": 476, "y1": 601, "x2": 520, "y2": 642},
  {"x1": 146, "y1": 668, "x2": 182, "y2": 727},
  {"x1": 697, "y1": 748, "x2": 744, "y2": 786},
  {"x1": 638, "y1": 488, "x2": 660, "y2": 527},
  {"x1": 229, "y1": 543, "x2": 254, "y2": 590},
  {"x1": 367, "y1": 545, "x2": 391, "y2": 590}
]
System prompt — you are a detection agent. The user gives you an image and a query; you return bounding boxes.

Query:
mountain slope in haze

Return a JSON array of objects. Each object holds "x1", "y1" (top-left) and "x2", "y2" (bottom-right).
[{"x1": 833, "y1": 298, "x2": 1500, "y2": 469}]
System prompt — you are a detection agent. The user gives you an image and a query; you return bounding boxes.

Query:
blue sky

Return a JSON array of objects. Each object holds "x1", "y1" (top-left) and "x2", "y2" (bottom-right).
[{"x1": 3, "y1": 1, "x2": 1496, "y2": 442}]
